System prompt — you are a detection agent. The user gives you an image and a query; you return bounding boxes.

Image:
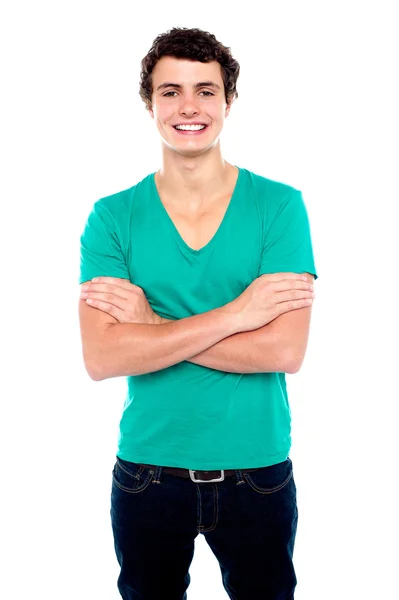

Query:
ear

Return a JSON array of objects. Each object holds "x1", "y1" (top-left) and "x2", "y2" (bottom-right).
[
  {"x1": 148, "y1": 104, "x2": 154, "y2": 119},
  {"x1": 225, "y1": 103, "x2": 232, "y2": 118}
]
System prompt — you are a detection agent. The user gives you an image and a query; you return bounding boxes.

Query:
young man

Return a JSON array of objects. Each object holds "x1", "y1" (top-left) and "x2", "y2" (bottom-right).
[{"x1": 79, "y1": 27, "x2": 317, "y2": 600}]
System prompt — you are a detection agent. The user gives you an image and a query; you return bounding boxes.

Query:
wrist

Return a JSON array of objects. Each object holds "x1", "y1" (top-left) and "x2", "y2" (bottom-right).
[{"x1": 213, "y1": 304, "x2": 242, "y2": 335}]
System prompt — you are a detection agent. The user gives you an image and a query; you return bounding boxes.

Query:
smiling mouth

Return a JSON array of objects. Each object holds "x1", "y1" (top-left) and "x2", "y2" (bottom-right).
[{"x1": 173, "y1": 124, "x2": 209, "y2": 134}]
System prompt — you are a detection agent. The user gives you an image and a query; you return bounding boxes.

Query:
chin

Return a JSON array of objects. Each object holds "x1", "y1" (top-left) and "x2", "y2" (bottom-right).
[
  {"x1": 163, "y1": 139, "x2": 215, "y2": 156},
  {"x1": 175, "y1": 147, "x2": 212, "y2": 158}
]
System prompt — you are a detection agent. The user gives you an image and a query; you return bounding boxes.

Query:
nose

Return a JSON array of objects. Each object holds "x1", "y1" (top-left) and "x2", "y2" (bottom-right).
[{"x1": 179, "y1": 93, "x2": 200, "y2": 117}]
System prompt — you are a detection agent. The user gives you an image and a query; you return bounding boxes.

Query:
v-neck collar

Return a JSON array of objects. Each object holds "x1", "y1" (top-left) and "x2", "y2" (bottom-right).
[{"x1": 151, "y1": 166, "x2": 242, "y2": 255}]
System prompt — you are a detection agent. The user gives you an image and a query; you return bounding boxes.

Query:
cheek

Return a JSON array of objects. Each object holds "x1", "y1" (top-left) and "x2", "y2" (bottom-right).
[
  {"x1": 155, "y1": 100, "x2": 175, "y2": 118},
  {"x1": 157, "y1": 110, "x2": 174, "y2": 126},
  {"x1": 207, "y1": 102, "x2": 225, "y2": 119}
]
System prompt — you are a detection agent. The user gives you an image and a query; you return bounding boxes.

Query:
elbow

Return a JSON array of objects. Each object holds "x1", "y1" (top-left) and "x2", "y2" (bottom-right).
[
  {"x1": 88, "y1": 368, "x2": 106, "y2": 382},
  {"x1": 281, "y1": 352, "x2": 304, "y2": 374},
  {"x1": 84, "y1": 353, "x2": 138, "y2": 380},
  {"x1": 83, "y1": 352, "x2": 108, "y2": 381},
  {"x1": 85, "y1": 361, "x2": 105, "y2": 381},
  {"x1": 285, "y1": 361, "x2": 302, "y2": 375}
]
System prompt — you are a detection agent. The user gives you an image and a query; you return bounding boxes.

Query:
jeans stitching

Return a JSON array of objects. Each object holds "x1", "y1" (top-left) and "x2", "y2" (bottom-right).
[
  {"x1": 244, "y1": 469, "x2": 293, "y2": 494},
  {"x1": 113, "y1": 462, "x2": 153, "y2": 494},
  {"x1": 116, "y1": 458, "x2": 142, "y2": 480}
]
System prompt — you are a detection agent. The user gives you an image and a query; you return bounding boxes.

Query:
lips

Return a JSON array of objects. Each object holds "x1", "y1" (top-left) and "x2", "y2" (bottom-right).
[
  {"x1": 173, "y1": 126, "x2": 208, "y2": 131},
  {"x1": 173, "y1": 125, "x2": 208, "y2": 136},
  {"x1": 173, "y1": 123, "x2": 208, "y2": 128},
  {"x1": 172, "y1": 124, "x2": 209, "y2": 136}
]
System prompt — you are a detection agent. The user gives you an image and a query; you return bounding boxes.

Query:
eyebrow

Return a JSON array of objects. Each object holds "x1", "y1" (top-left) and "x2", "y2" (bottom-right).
[{"x1": 156, "y1": 81, "x2": 221, "y2": 92}]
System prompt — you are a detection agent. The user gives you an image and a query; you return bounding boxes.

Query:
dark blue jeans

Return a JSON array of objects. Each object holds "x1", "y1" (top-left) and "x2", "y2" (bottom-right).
[{"x1": 110, "y1": 456, "x2": 298, "y2": 600}]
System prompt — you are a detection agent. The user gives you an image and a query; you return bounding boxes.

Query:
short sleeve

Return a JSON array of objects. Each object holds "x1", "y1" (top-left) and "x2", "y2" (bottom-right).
[
  {"x1": 258, "y1": 189, "x2": 318, "y2": 280},
  {"x1": 78, "y1": 200, "x2": 130, "y2": 285}
]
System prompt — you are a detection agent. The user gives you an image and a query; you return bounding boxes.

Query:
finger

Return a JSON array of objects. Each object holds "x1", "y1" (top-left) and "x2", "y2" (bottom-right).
[
  {"x1": 85, "y1": 283, "x2": 130, "y2": 299},
  {"x1": 91, "y1": 276, "x2": 139, "y2": 290},
  {"x1": 259, "y1": 272, "x2": 309, "y2": 282},
  {"x1": 275, "y1": 289, "x2": 314, "y2": 304},
  {"x1": 82, "y1": 291, "x2": 128, "y2": 310},
  {"x1": 277, "y1": 298, "x2": 314, "y2": 314},
  {"x1": 273, "y1": 279, "x2": 314, "y2": 292},
  {"x1": 85, "y1": 298, "x2": 125, "y2": 320}
]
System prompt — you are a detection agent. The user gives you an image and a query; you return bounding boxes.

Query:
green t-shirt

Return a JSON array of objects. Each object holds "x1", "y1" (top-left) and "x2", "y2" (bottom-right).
[{"x1": 79, "y1": 167, "x2": 318, "y2": 469}]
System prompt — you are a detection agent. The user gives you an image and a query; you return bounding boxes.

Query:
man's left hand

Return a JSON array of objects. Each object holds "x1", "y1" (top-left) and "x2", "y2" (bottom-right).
[{"x1": 80, "y1": 277, "x2": 161, "y2": 325}]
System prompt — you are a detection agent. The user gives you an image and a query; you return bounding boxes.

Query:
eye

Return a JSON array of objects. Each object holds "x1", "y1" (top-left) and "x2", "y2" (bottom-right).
[{"x1": 162, "y1": 90, "x2": 215, "y2": 97}]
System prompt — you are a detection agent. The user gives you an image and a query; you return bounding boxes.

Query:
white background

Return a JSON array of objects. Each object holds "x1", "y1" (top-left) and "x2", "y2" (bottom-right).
[{"x1": 1, "y1": 1, "x2": 398, "y2": 598}]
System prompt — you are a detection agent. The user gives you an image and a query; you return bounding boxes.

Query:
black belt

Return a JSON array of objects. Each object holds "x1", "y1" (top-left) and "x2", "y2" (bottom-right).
[{"x1": 137, "y1": 463, "x2": 261, "y2": 483}]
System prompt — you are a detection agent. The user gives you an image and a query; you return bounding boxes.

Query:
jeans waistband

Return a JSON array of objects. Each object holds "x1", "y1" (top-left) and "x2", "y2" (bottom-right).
[{"x1": 137, "y1": 463, "x2": 261, "y2": 482}]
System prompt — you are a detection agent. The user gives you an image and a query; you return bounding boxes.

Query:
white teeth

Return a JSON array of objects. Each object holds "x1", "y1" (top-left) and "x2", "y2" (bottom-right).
[{"x1": 175, "y1": 124, "x2": 206, "y2": 131}]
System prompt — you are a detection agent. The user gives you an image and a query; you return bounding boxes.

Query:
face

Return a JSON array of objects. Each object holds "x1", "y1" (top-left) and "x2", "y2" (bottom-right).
[{"x1": 148, "y1": 56, "x2": 232, "y2": 156}]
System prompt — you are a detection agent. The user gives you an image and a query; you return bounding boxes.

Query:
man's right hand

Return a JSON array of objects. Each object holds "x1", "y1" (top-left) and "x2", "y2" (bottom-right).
[{"x1": 222, "y1": 273, "x2": 315, "y2": 333}]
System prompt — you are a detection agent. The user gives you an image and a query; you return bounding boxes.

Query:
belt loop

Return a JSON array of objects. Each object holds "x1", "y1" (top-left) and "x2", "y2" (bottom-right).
[
  {"x1": 235, "y1": 469, "x2": 245, "y2": 484},
  {"x1": 152, "y1": 465, "x2": 162, "y2": 484}
]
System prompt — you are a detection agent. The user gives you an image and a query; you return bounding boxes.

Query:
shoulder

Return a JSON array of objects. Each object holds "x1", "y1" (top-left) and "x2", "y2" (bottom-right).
[
  {"x1": 239, "y1": 167, "x2": 300, "y2": 201},
  {"x1": 92, "y1": 172, "x2": 154, "y2": 220}
]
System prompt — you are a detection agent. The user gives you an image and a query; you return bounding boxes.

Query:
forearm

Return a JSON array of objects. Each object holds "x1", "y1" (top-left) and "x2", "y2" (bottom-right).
[
  {"x1": 160, "y1": 317, "x2": 286, "y2": 373},
  {"x1": 92, "y1": 308, "x2": 238, "y2": 380}
]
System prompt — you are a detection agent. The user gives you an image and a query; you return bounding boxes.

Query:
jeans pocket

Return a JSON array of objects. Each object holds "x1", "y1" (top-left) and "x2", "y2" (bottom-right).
[
  {"x1": 112, "y1": 457, "x2": 154, "y2": 494},
  {"x1": 244, "y1": 458, "x2": 294, "y2": 495}
]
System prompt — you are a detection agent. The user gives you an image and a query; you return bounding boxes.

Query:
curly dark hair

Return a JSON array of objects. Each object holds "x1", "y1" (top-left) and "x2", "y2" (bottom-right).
[{"x1": 139, "y1": 27, "x2": 240, "y2": 111}]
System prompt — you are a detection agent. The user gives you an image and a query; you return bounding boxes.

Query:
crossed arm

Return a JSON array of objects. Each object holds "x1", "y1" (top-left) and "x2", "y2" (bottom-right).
[
  {"x1": 161, "y1": 273, "x2": 313, "y2": 374},
  {"x1": 80, "y1": 273, "x2": 314, "y2": 376}
]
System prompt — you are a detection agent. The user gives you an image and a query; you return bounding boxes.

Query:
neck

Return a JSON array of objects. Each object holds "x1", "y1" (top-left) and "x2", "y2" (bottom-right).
[{"x1": 156, "y1": 142, "x2": 235, "y2": 203}]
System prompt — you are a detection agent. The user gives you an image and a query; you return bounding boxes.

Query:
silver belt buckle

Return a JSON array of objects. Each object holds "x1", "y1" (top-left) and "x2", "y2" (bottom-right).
[{"x1": 189, "y1": 469, "x2": 225, "y2": 483}]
